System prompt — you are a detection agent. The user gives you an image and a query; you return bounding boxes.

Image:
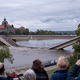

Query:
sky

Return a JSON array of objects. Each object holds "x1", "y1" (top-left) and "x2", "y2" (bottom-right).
[{"x1": 0, "y1": 0, "x2": 80, "y2": 31}]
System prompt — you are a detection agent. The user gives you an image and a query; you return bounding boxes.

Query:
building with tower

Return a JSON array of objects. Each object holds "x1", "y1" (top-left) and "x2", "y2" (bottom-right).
[{"x1": 0, "y1": 17, "x2": 14, "y2": 34}]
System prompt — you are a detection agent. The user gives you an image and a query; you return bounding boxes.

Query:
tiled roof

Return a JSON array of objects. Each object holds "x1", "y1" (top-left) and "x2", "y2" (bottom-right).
[
  {"x1": 20, "y1": 26, "x2": 25, "y2": 29},
  {"x1": 6, "y1": 24, "x2": 11, "y2": 27},
  {"x1": 0, "y1": 23, "x2": 12, "y2": 29},
  {"x1": 0, "y1": 25, "x2": 4, "y2": 29}
]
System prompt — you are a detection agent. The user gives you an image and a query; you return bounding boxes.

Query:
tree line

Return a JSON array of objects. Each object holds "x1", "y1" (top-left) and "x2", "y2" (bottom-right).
[
  {"x1": 14, "y1": 29, "x2": 75, "y2": 35},
  {"x1": 0, "y1": 28, "x2": 74, "y2": 35}
]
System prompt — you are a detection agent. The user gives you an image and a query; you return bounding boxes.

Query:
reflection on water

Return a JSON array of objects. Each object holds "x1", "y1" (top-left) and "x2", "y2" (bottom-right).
[{"x1": 5, "y1": 39, "x2": 74, "y2": 71}]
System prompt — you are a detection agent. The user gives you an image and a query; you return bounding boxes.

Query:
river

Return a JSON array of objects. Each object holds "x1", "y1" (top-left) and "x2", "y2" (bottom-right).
[{"x1": 4, "y1": 39, "x2": 73, "y2": 71}]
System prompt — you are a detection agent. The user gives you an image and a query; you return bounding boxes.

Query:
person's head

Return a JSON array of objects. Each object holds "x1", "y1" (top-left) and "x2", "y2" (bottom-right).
[
  {"x1": 57, "y1": 56, "x2": 68, "y2": 69},
  {"x1": 0, "y1": 63, "x2": 5, "y2": 75},
  {"x1": 24, "y1": 69, "x2": 36, "y2": 80},
  {"x1": 31, "y1": 59, "x2": 44, "y2": 72}
]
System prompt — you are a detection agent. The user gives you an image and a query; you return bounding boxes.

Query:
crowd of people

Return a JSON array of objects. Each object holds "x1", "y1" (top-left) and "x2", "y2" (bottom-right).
[{"x1": 0, "y1": 56, "x2": 80, "y2": 80}]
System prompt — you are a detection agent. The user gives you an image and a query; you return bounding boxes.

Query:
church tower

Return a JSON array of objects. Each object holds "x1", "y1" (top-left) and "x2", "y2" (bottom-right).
[{"x1": 2, "y1": 17, "x2": 8, "y2": 27}]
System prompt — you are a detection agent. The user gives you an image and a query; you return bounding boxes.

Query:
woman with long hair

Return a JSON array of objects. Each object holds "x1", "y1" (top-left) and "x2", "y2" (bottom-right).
[{"x1": 31, "y1": 59, "x2": 49, "y2": 80}]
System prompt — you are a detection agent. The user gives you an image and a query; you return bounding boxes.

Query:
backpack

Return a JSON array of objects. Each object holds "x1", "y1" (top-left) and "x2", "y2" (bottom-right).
[
  {"x1": 7, "y1": 74, "x2": 24, "y2": 80},
  {"x1": 12, "y1": 76, "x2": 24, "y2": 80},
  {"x1": 36, "y1": 72, "x2": 47, "y2": 80}
]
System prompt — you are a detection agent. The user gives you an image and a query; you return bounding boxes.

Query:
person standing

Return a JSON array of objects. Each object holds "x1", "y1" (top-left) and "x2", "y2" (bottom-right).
[
  {"x1": 24, "y1": 69, "x2": 36, "y2": 80},
  {"x1": 67, "y1": 59, "x2": 80, "y2": 80},
  {"x1": 0, "y1": 62, "x2": 7, "y2": 80},
  {"x1": 31, "y1": 59, "x2": 49, "y2": 80},
  {"x1": 50, "y1": 56, "x2": 69, "y2": 80}
]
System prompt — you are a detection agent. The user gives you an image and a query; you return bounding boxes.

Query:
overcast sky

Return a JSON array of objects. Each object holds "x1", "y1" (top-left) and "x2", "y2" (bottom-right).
[{"x1": 0, "y1": 0, "x2": 80, "y2": 31}]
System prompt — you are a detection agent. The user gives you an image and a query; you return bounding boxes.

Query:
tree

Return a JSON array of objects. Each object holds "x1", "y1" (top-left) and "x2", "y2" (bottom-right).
[
  {"x1": 15, "y1": 29, "x2": 21, "y2": 35},
  {"x1": 48, "y1": 30, "x2": 53, "y2": 35},
  {"x1": 0, "y1": 46, "x2": 14, "y2": 64},
  {"x1": 22, "y1": 28, "x2": 29, "y2": 35},
  {"x1": 67, "y1": 24, "x2": 80, "y2": 68},
  {"x1": 29, "y1": 31, "x2": 35, "y2": 35}
]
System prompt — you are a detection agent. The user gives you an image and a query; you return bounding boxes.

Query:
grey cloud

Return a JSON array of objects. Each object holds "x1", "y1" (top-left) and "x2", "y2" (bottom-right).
[{"x1": 0, "y1": 0, "x2": 80, "y2": 31}]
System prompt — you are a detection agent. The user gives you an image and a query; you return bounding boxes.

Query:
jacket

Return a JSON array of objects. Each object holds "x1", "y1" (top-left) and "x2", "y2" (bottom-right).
[
  {"x1": 0, "y1": 75, "x2": 7, "y2": 80},
  {"x1": 50, "y1": 69, "x2": 68, "y2": 80},
  {"x1": 67, "y1": 64, "x2": 80, "y2": 80},
  {"x1": 34, "y1": 69, "x2": 49, "y2": 80}
]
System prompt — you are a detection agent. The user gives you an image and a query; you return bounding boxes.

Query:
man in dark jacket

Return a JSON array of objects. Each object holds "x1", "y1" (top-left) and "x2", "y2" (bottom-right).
[
  {"x1": 0, "y1": 62, "x2": 7, "y2": 80},
  {"x1": 67, "y1": 59, "x2": 80, "y2": 80},
  {"x1": 50, "y1": 56, "x2": 69, "y2": 80}
]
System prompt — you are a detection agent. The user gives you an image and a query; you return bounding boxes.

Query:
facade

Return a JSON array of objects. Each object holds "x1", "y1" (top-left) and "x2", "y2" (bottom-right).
[{"x1": 0, "y1": 17, "x2": 14, "y2": 34}]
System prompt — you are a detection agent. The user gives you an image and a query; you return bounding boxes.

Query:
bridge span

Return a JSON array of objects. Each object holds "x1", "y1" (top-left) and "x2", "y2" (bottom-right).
[
  {"x1": 49, "y1": 36, "x2": 80, "y2": 50},
  {"x1": 0, "y1": 35, "x2": 79, "y2": 49},
  {"x1": 7, "y1": 35, "x2": 76, "y2": 40}
]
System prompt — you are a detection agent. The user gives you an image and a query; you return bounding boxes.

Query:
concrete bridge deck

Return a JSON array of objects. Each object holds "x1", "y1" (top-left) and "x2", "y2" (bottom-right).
[
  {"x1": 49, "y1": 36, "x2": 80, "y2": 50},
  {"x1": 0, "y1": 35, "x2": 79, "y2": 49},
  {"x1": 0, "y1": 35, "x2": 18, "y2": 47},
  {"x1": 7, "y1": 35, "x2": 76, "y2": 40}
]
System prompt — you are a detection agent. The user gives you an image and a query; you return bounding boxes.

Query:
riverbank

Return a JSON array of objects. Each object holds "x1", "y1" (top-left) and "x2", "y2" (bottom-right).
[{"x1": 5, "y1": 64, "x2": 58, "y2": 76}]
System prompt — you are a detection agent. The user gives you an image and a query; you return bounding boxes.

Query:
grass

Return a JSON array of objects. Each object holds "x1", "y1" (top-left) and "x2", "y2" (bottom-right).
[
  {"x1": 15, "y1": 67, "x2": 58, "y2": 78},
  {"x1": 16, "y1": 39, "x2": 35, "y2": 41},
  {"x1": 16, "y1": 39, "x2": 30, "y2": 41},
  {"x1": 5, "y1": 67, "x2": 58, "y2": 78},
  {"x1": 15, "y1": 67, "x2": 30, "y2": 72},
  {"x1": 47, "y1": 68, "x2": 58, "y2": 78}
]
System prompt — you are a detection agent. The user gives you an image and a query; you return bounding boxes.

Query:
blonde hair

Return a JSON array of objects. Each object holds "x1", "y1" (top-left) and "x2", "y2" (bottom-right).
[{"x1": 57, "y1": 56, "x2": 68, "y2": 69}]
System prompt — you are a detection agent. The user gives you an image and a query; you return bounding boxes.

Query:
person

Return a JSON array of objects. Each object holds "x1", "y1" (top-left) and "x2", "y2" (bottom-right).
[
  {"x1": 67, "y1": 61, "x2": 70, "y2": 72},
  {"x1": 0, "y1": 62, "x2": 7, "y2": 80},
  {"x1": 31, "y1": 59, "x2": 49, "y2": 80},
  {"x1": 10, "y1": 70, "x2": 18, "y2": 77},
  {"x1": 67, "y1": 59, "x2": 80, "y2": 80},
  {"x1": 50, "y1": 56, "x2": 69, "y2": 80},
  {"x1": 24, "y1": 69, "x2": 36, "y2": 80}
]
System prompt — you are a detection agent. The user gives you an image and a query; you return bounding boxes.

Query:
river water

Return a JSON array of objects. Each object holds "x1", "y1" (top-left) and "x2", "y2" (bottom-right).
[{"x1": 4, "y1": 39, "x2": 74, "y2": 71}]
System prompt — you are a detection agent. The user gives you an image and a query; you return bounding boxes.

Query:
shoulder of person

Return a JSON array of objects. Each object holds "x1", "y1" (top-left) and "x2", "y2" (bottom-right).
[
  {"x1": 0, "y1": 75, "x2": 7, "y2": 80},
  {"x1": 50, "y1": 73, "x2": 58, "y2": 80}
]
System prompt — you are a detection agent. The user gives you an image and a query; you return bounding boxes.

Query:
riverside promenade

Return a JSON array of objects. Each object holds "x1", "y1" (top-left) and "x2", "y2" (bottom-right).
[{"x1": 8, "y1": 35, "x2": 76, "y2": 40}]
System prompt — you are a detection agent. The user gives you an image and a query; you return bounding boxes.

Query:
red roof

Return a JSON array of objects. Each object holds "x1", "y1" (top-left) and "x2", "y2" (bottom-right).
[
  {"x1": 6, "y1": 24, "x2": 11, "y2": 27},
  {"x1": 0, "y1": 25, "x2": 4, "y2": 29},
  {"x1": 0, "y1": 24, "x2": 12, "y2": 29},
  {"x1": 20, "y1": 26, "x2": 25, "y2": 29}
]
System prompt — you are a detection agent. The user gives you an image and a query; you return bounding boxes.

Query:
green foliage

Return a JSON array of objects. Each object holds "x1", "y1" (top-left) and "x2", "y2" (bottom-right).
[
  {"x1": 75, "y1": 24, "x2": 80, "y2": 36},
  {"x1": 67, "y1": 53, "x2": 80, "y2": 66},
  {"x1": 72, "y1": 39, "x2": 80, "y2": 53},
  {"x1": 22, "y1": 28, "x2": 29, "y2": 35},
  {"x1": 15, "y1": 29, "x2": 21, "y2": 35},
  {"x1": 35, "y1": 29, "x2": 54, "y2": 35},
  {"x1": 0, "y1": 46, "x2": 14, "y2": 64},
  {"x1": 47, "y1": 68, "x2": 58, "y2": 78},
  {"x1": 67, "y1": 23, "x2": 80, "y2": 68},
  {"x1": 29, "y1": 31, "x2": 35, "y2": 35}
]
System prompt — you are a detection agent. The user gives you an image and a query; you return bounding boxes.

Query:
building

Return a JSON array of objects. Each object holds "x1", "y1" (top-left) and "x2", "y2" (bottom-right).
[
  {"x1": 20, "y1": 26, "x2": 25, "y2": 32},
  {"x1": 0, "y1": 17, "x2": 14, "y2": 34}
]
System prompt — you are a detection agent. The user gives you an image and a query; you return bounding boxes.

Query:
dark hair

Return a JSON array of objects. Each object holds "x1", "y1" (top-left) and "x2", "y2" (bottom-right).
[
  {"x1": 31, "y1": 59, "x2": 44, "y2": 72},
  {"x1": 0, "y1": 63, "x2": 4, "y2": 74}
]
